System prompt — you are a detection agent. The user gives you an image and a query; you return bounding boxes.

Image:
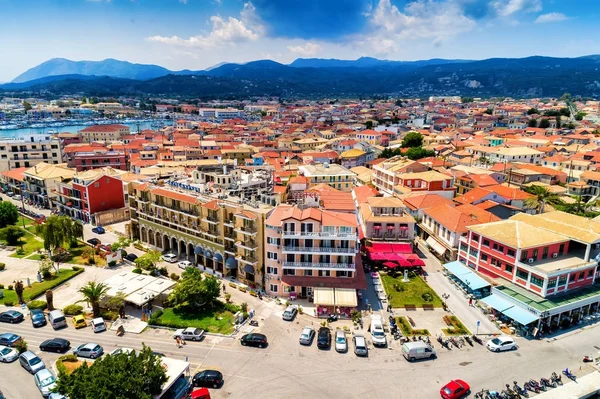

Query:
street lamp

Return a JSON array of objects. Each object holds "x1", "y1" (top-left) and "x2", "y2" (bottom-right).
[{"x1": 20, "y1": 183, "x2": 26, "y2": 228}]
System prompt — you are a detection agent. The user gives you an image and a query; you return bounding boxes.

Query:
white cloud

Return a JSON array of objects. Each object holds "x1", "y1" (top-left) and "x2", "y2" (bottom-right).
[
  {"x1": 179, "y1": 0, "x2": 187, "y2": 4},
  {"x1": 535, "y1": 12, "x2": 568, "y2": 23},
  {"x1": 287, "y1": 42, "x2": 322, "y2": 56},
  {"x1": 492, "y1": 0, "x2": 542, "y2": 17},
  {"x1": 360, "y1": 0, "x2": 476, "y2": 54},
  {"x1": 148, "y1": 1, "x2": 263, "y2": 48}
]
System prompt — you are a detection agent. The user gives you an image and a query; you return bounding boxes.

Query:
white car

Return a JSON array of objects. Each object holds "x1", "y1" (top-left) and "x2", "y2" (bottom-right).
[
  {"x1": 109, "y1": 347, "x2": 135, "y2": 356},
  {"x1": 162, "y1": 253, "x2": 178, "y2": 263},
  {"x1": 91, "y1": 317, "x2": 106, "y2": 333},
  {"x1": 34, "y1": 368, "x2": 57, "y2": 397},
  {"x1": 299, "y1": 326, "x2": 315, "y2": 345},
  {"x1": 370, "y1": 315, "x2": 387, "y2": 347},
  {"x1": 335, "y1": 330, "x2": 348, "y2": 353},
  {"x1": 174, "y1": 327, "x2": 205, "y2": 341},
  {"x1": 486, "y1": 336, "x2": 517, "y2": 352},
  {"x1": 0, "y1": 345, "x2": 18, "y2": 362},
  {"x1": 178, "y1": 260, "x2": 193, "y2": 269}
]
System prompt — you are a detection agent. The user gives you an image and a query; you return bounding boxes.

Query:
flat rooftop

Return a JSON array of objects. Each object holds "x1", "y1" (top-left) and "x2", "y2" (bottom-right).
[
  {"x1": 531, "y1": 248, "x2": 599, "y2": 273},
  {"x1": 496, "y1": 282, "x2": 600, "y2": 313}
]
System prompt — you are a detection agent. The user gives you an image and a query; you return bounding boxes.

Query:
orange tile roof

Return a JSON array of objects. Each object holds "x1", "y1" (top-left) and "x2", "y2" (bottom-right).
[
  {"x1": 353, "y1": 185, "x2": 379, "y2": 204},
  {"x1": 1, "y1": 167, "x2": 28, "y2": 181},
  {"x1": 424, "y1": 204, "x2": 499, "y2": 233},
  {"x1": 151, "y1": 187, "x2": 199, "y2": 204},
  {"x1": 403, "y1": 194, "x2": 454, "y2": 210},
  {"x1": 201, "y1": 200, "x2": 220, "y2": 210}
]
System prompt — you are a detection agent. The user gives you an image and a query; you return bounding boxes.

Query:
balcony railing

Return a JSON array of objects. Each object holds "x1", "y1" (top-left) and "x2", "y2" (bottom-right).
[
  {"x1": 203, "y1": 215, "x2": 219, "y2": 224},
  {"x1": 282, "y1": 246, "x2": 355, "y2": 254},
  {"x1": 235, "y1": 225, "x2": 257, "y2": 235},
  {"x1": 239, "y1": 240, "x2": 258, "y2": 250},
  {"x1": 137, "y1": 210, "x2": 223, "y2": 245},
  {"x1": 282, "y1": 231, "x2": 357, "y2": 239},
  {"x1": 282, "y1": 262, "x2": 355, "y2": 270},
  {"x1": 237, "y1": 255, "x2": 258, "y2": 264}
]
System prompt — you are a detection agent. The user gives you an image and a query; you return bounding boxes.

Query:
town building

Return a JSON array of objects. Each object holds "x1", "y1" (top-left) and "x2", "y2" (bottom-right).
[
  {"x1": 298, "y1": 163, "x2": 356, "y2": 192},
  {"x1": 79, "y1": 124, "x2": 130, "y2": 143},
  {"x1": 67, "y1": 149, "x2": 127, "y2": 172},
  {"x1": 0, "y1": 135, "x2": 62, "y2": 172},
  {"x1": 357, "y1": 196, "x2": 415, "y2": 243},
  {"x1": 22, "y1": 162, "x2": 76, "y2": 208},
  {"x1": 371, "y1": 156, "x2": 429, "y2": 195}
]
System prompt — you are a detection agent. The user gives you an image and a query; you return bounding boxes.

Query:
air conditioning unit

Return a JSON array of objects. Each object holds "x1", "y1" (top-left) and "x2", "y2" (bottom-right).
[
  {"x1": 552, "y1": 253, "x2": 558, "y2": 258},
  {"x1": 528, "y1": 258, "x2": 534, "y2": 264},
  {"x1": 277, "y1": 260, "x2": 281, "y2": 264}
]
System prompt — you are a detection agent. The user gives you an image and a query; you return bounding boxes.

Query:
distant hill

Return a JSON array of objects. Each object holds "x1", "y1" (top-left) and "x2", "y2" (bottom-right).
[
  {"x1": 4, "y1": 55, "x2": 600, "y2": 99},
  {"x1": 12, "y1": 58, "x2": 174, "y2": 83},
  {"x1": 289, "y1": 56, "x2": 471, "y2": 68}
]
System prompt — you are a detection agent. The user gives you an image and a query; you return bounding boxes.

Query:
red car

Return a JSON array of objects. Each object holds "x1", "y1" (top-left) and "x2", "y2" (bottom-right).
[{"x1": 440, "y1": 380, "x2": 470, "y2": 399}]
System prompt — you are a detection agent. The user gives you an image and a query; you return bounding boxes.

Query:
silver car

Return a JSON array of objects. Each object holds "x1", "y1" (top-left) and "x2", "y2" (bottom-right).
[
  {"x1": 299, "y1": 326, "x2": 315, "y2": 345},
  {"x1": 34, "y1": 368, "x2": 57, "y2": 397},
  {"x1": 335, "y1": 330, "x2": 348, "y2": 353},
  {"x1": 353, "y1": 334, "x2": 368, "y2": 357},
  {"x1": 0, "y1": 345, "x2": 18, "y2": 362}
]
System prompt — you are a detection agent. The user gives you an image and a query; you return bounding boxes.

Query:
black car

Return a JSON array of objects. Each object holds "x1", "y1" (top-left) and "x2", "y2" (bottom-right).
[
  {"x1": 126, "y1": 253, "x2": 138, "y2": 262},
  {"x1": 240, "y1": 333, "x2": 267, "y2": 348},
  {"x1": 0, "y1": 310, "x2": 24, "y2": 324},
  {"x1": 91, "y1": 226, "x2": 105, "y2": 234},
  {"x1": 30, "y1": 309, "x2": 47, "y2": 328},
  {"x1": 86, "y1": 238, "x2": 101, "y2": 246},
  {"x1": 0, "y1": 333, "x2": 21, "y2": 347},
  {"x1": 317, "y1": 327, "x2": 331, "y2": 349},
  {"x1": 40, "y1": 338, "x2": 70, "y2": 353},
  {"x1": 192, "y1": 370, "x2": 223, "y2": 389}
]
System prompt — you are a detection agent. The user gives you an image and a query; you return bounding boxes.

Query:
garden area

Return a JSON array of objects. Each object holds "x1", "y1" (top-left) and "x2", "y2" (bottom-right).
[
  {"x1": 396, "y1": 316, "x2": 430, "y2": 336},
  {"x1": 1, "y1": 267, "x2": 84, "y2": 306},
  {"x1": 149, "y1": 303, "x2": 239, "y2": 335},
  {"x1": 380, "y1": 272, "x2": 443, "y2": 308},
  {"x1": 442, "y1": 315, "x2": 471, "y2": 336}
]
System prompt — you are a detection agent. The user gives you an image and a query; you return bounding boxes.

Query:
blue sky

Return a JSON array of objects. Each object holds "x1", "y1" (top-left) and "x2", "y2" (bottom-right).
[{"x1": 1, "y1": 0, "x2": 600, "y2": 81}]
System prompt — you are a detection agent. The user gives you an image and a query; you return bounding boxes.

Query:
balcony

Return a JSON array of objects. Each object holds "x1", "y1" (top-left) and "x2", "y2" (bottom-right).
[
  {"x1": 235, "y1": 225, "x2": 257, "y2": 236},
  {"x1": 203, "y1": 215, "x2": 219, "y2": 225},
  {"x1": 237, "y1": 255, "x2": 258, "y2": 265},
  {"x1": 282, "y1": 262, "x2": 355, "y2": 270},
  {"x1": 152, "y1": 203, "x2": 199, "y2": 218},
  {"x1": 202, "y1": 229, "x2": 220, "y2": 238},
  {"x1": 238, "y1": 239, "x2": 258, "y2": 251},
  {"x1": 282, "y1": 230, "x2": 357, "y2": 239},
  {"x1": 224, "y1": 245, "x2": 236, "y2": 255},
  {"x1": 282, "y1": 246, "x2": 355, "y2": 254},
  {"x1": 371, "y1": 233, "x2": 410, "y2": 241},
  {"x1": 223, "y1": 218, "x2": 235, "y2": 227}
]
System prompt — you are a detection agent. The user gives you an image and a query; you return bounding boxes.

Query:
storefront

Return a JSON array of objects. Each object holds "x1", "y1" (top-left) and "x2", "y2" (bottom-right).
[{"x1": 443, "y1": 261, "x2": 491, "y2": 298}]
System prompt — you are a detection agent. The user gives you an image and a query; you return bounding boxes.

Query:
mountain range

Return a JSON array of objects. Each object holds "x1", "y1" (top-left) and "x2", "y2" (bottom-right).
[{"x1": 4, "y1": 55, "x2": 600, "y2": 98}]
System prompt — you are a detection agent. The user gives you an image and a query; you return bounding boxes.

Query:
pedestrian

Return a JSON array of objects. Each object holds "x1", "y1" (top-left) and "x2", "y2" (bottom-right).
[
  {"x1": 468, "y1": 297, "x2": 473, "y2": 307},
  {"x1": 176, "y1": 336, "x2": 182, "y2": 348}
]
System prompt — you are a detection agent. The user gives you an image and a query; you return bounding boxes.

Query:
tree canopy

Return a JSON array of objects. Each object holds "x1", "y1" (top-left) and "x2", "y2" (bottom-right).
[
  {"x1": 78, "y1": 281, "x2": 109, "y2": 317},
  {"x1": 0, "y1": 225, "x2": 24, "y2": 246},
  {"x1": 55, "y1": 344, "x2": 167, "y2": 399},
  {"x1": 401, "y1": 132, "x2": 424, "y2": 148},
  {"x1": 134, "y1": 250, "x2": 161, "y2": 272},
  {"x1": 523, "y1": 185, "x2": 564, "y2": 214},
  {"x1": 405, "y1": 147, "x2": 436, "y2": 160},
  {"x1": 37, "y1": 215, "x2": 84, "y2": 253},
  {"x1": 527, "y1": 108, "x2": 540, "y2": 115},
  {"x1": 0, "y1": 201, "x2": 19, "y2": 228},
  {"x1": 539, "y1": 118, "x2": 550, "y2": 129},
  {"x1": 528, "y1": 119, "x2": 537, "y2": 127},
  {"x1": 168, "y1": 268, "x2": 221, "y2": 312}
]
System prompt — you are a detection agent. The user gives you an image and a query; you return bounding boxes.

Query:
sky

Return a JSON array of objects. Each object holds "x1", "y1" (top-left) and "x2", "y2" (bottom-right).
[{"x1": 1, "y1": 0, "x2": 600, "y2": 81}]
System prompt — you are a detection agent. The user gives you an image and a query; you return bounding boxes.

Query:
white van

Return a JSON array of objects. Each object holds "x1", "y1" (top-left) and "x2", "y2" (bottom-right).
[
  {"x1": 48, "y1": 310, "x2": 67, "y2": 330},
  {"x1": 370, "y1": 315, "x2": 387, "y2": 347},
  {"x1": 402, "y1": 341, "x2": 436, "y2": 361}
]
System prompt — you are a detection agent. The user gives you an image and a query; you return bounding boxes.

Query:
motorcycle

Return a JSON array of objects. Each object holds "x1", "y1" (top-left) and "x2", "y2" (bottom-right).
[
  {"x1": 524, "y1": 381, "x2": 539, "y2": 394},
  {"x1": 583, "y1": 355, "x2": 594, "y2": 363},
  {"x1": 249, "y1": 320, "x2": 259, "y2": 327},
  {"x1": 551, "y1": 372, "x2": 562, "y2": 385},
  {"x1": 530, "y1": 379, "x2": 544, "y2": 392},
  {"x1": 504, "y1": 384, "x2": 519, "y2": 399},
  {"x1": 513, "y1": 381, "x2": 528, "y2": 397},
  {"x1": 464, "y1": 335, "x2": 473, "y2": 346},
  {"x1": 472, "y1": 334, "x2": 483, "y2": 345},
  {"x1": 540, "y1": 376, "x2": 555, "y2": 388},
  {"x1": 327, "y1": 314, "x2": 338, "y2": 323},
  {"x1": 562, "y1": 368, "x2": 576, "y2": 381},
  {"x1": 474, "y1": 389, "x2": 488, "y2": 399}
]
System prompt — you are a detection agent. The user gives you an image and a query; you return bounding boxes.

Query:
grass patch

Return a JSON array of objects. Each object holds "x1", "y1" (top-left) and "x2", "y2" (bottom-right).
[
  {"x1": 17, "y1": 216, "x2": 34, "y2": 228},
  {"x1": 396, "y1": 316, "x2": 430, "y2": 336},
  {"x1": 381, "y1": 273, "x2": 443, "y2": 308},
  {"x1": 26, "y1": 254, "x2": 45, "y2": 261},
  {"x1": 1, "y1": 268, "x2": 84, "y2": 304},
  {"x1": 56, "y1": 354, "x2": 86, "y2": 375},
  {"x1": 151, "y1": 302, "x2": 240, "y2": 335},
  {"x1": 8, "y1": 230, "x2": 44, "y2": 259},
  {"x1": 67, "y1": 242, "x2": 106, "y2": 267},
  {"x1": 442, "y1": 315, "x2": 470, "y2": 336}
]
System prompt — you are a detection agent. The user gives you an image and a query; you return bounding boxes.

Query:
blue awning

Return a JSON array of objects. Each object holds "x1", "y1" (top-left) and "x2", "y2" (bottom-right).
[
  {"x1": 194, "y1": 246, "x2": 203, "y2": 255},
  {"x1": 225, "y1": 257, "x2": 237, "y2": 269},
  {"x1": 213, "y1": 253, "x2": 223, "y2": 263},
  {"x1": 481, "y1": 294, "x2": 515, "y2": 313},
  {"x1": 443, "y1": 261, "x2": 490, "y2": 291},
  {"x1": 204, "y1": 249, "x2": 213, "y2": 259},
  {"x1": 503, "y1": 306, "x2": 539, "y2": 326},
  {"x1": 243, "y1": 264, "x2": 255, "y2": 274}
]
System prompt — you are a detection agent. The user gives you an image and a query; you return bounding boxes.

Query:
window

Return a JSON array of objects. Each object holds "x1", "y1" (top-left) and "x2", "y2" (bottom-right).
[
  {"x1": 267, "y1": 237, "x2": 281, "y2": 246},
  {"x1": 266, "y1": 266, "x2": 278, "y2": 275},
  {"x1": 516, "y1": 268, "x2": 529, "y2": 280},
  {"x1": 558, "y1": 275, "x2": 568, "y2": 286},
  {"x1": 569, "y1": 274, "x2": 576, "y2": 282},
  {"x1": 304, "y1": 270, "x2": 313, "y2": 276},
  {"x1": 559, "y1": 243, "x2": 565, "y2": 254},
  {"x1": 269, "y1": 284, "x2": 278, "y2": 293},
  {"x1": 532, "y1": 249, "x2": 538, "y2": 260},
  {"x1": 542, "y1": 247, "x2": 548, "y2": 260},
  {"x1": 336, "y1": 270, "x2": 350, "y2": 277},
  {"x1": 339, "y1": 226, "x2": 352, "y2": 234},
  {"x1": 531, "y1": 275, "x2": 544, "y2": 287},
  {"x1": 548, "y1": 278, "x2": 557, "y2": 287},
  {"x1": 588, "y1": 269, "x2": 594, "y2": 278},
  {"x1": 491, "y1": 258, "x2": 497, "y2": 266},
  {"x1": 521, "y1": 250, "x2": 528, "y2": 261},
  {"x1": 267, "y1": 252, "x2": 278, "y2": 260},
  {"x1": 472, "y1": 234, "x2": 479, "y2": 242},
  {"x1": 460, "y1": 243, "x2": 468, "y2": 253},
  {"x1": 579, "y1": 272, "x2": 585, "y2": 281},
  {"x1": 283, "y1": 269, "x2": 295, "y2": 276},
  {"x1": 507, "y1": 248, "x2": 515, "y2": 257},
  {"x1": 483, "y1": 239, "x2": 490, "y2": 247},
  {"x1": 504, "y1": 265, "x2": 513, "y2": 273},
  {"x1": 481, "y1": 254, "x2": 488, "y2": 262},
  {"x1": 94, "y1": 182, "x2": 100, "y2": 188},
  {"x1": 318, "y1": 270, "x2": 331, "y2": 277}
]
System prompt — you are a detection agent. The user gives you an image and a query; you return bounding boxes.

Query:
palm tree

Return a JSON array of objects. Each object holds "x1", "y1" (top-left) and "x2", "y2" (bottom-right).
[
  {"x1": 524, "y1": 186, "x2": 564, "y2": 214},
  {"x1": 78, "y1": 281, "x2": 109, "y2": 317}
]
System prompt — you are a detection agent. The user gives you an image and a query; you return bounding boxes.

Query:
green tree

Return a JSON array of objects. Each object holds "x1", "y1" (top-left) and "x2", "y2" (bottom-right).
[
  {"x1": 401, "y1": 132, "x2": 424, "y2": 148},
  {"x1": 539, "y1": 118, "x2": 550, "y2": 129},
  {"x1": 22, "y1": 101, "x2": 32, "y2": 112},
  {"x1": 567, "y1": 122, "x2": 576, "y2": 129},
  {"x1": 37, "y1": 215, "x2": 84, "y2": 253},
  {"x1": 460, "y1": 97, "x2": 474, "y2": 103},
  {"x1": 134, "y1": 250, "x2": 161, "y2": 272},
  {"x1": 559, "y1": 108, "x2": 570, "y2": 117},
  {"x1": 78, "y1": 281, "x2": 109, "y2": 317},
  {"x1": 0, "y1": 226, "x2": 24, "y2": 246},
  {"x1": 168, "y1": 268, "x2": 220, "y2": 312},
  {"x1": 105, "y1": 292, "x2": 126, "y2": 312},
  {"x1": 365, "y1": 120, "x2": 374, "y2": 129},
  {"x1": 527, "y1": 119, "x2": 538, "y2": 127},
  {"x1": 405, "y1": 147, "x2": 435, "y2": 160},
  {"x1": 527, "y1": 108, "x2": 540, "y2": 115},
  {"x1": 38, "y1": 257, "x2": 54, "y2": 279},
  {"x1": 555, "y1": 115, "x2": 561, "y2": 128},
  {"x1": 55, "y1": 344, "x2": 167, "y2": 399},
  {"x1": 14, "y1": 280, "x2": 24, "y2": 304},
  {"x1": 0, "y1": 202, "x2": 19, "y2": 228},
  {"x1": 523, "y1": 185, "x2": 564, "y2": 214},
  {"x1": 575, "y1": 112, "x2": 586, "y2": 121},
  {"x1": 484, "y1": 108, "x2": 493, "y2": 115}
]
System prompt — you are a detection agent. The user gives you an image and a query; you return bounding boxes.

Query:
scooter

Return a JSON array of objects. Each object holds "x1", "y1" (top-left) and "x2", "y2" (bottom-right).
[
  {"x1": 327, "y1": 314, "x2": 338, "y2": 323},
  {"x1": 464, "y1": 335, "x2": 473, "y2": 346},
  {"x1": 530, "y1": 379, "x2": 544, "y2": 392},
  {"x1": 551, "y1": 372, "x2": 562, "y2": 385},
  {"x1": 540, "y1": 376, "x2": 555, "y2": 388},
  {"x1": 513, "y1": 381, "x2": 528, "y2": 397},
  {"x1": 474, "y1": 389, "x2": 488, "y2": 399},
  {"x1": 562, "y1": 368, "x2": 576, "y2": 381},
  {"x1": 472, "y1": 334, "x2": 483, "y2": 345},
  {"x1": 583, "y1": 354, "x2": 594, "y2": 363},
  {"x1": 524, "y1": 381, "x2": 539, "y2": 394},
  {"x1": 504, "y1": 384, "x2": 519, "y2": 399},
  {"x1": 249, "y1": 320, "x2": 259, "y2": 327}
]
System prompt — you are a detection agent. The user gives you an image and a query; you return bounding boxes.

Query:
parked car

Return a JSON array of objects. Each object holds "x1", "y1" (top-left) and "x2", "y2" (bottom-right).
[
  {"x1": 173, "y1": 327, "x2": 205, "y2": 341},
  {"x1": 19, "y1": 351, "x2": 46, "y2": 374},
  {"x1": 189, "y1": 388, "x2": 211, "y2": 399},
  {"x1": 335, "y1": 329, "x2": 348, "y2": 353},
  {"x1": 73, "y1": 343, "x2": 104, "y2": 359},
  {"x1": 91, "y1": 226, "x2": 105, "y2": 234},
  {"x1": 162, "y1": 253, "x2": 178, "y2": 263},
  {"x1": 30, "y1": 309, "x2": 47, "y2": 328},
  {"x1": 34, "y1": 368, "x2": 57, "y2": 398},
  {"x1": 370, "y1": 315, "x2": 387, "y2": 347},
  {"x1": 0, "y1": 345, "x2": 18, "y2": 362},
  {"x1": 317, "y1": 327, "x2": 331, "y2": 349},
  {"x1": 0, "y1": 333, "x2": 21, "y2": 347},
  {"x1": 178, "y1": 260, "x2": 193, "y2": 269},
  {"x1": 192, "y1": 370, "x2": 224, "y2": 389},
  {"x1": 240, "y1": 333, "x2": 267, "y2": 348},
  {"x1": 72, "y1": 315, "x2": 87, "y2": 329},
  {"x1": 39, "y1": 338, "x2": 70, "y2": 353},
  {"x1": 440, "y1": 380, "x2": 470, "y2": 399},
  {"x1": 49, "y1": 393, "x2": 67, "y2": 399},
  {"x1": 0, "y1": 310, "x2": 24, "y2": 324},
  {"x1": 48, "y1": 310, "x2": 67, "y2": 330},
  {"x1": 99, "y1": 245, "x2": 112, "y2": 253},
  {"x1": 282, "y1": 305, "x2": 298, "y2": 321},
  {"x1": 86, "y1": 238, "x2": 101, "y2": 246},
  {"x1": 91, "y1": 317, "x2": 106, "y2": 333},
  {"x1": 125, "y1": 253, "x2": 138, "y2": 262},
  {"x1": 299, "y1": 326, "x2": 315, "y2": 345},
  {"x1": 402, "y1": 341, "x2": 436, "y2": 361},
  {"x1": 13, "y1": 195, "x2": 21, "y2": 201},
  {"x1": 486, "y1": 336, "x2": 517, "y2": 352},
  {"x1": 109, "y1": 347, "x2": 135, "y2": 356},
  {"x1": 353, "y1": 334, "x2": 368, "y2": 357}
]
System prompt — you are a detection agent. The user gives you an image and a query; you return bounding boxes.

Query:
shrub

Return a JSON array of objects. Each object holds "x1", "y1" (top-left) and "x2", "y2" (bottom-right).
[
  {"x1": 87, "y1": 258, "x2": 96, "y2": 265},
  {"x1": 7, "y1": 285, "x2": 13, "y2": 291},
  {"x1": 108, "y1": 261, "x2": 117, "y2": 267},
  {"x1": 72, "y1": 266, "x2": 82, "y2": 271},
  {"x1": 0, "y1": 284, "x2": 4, "y2": 289},
  {"x1": 27, "y1": 300, "x2": 47, "y2": 310},
  {"x1": 14, "y1": 339, "x2": 27, "y2": 354},
  {"x1": 240, "y1": 302, "x2": 248, "y2": 312},
  {"x1": 42, "y1": 269, "x2": 52, "y2": 280},
  {"x1": 148, "y1": 309, "x2": 163, "y2": 322},
  {"x1": 0, "y1": 263, "x2": 5, "y2": 271},
  {"x1": 132, "y1": 268, "x2": 142, "y2": 274},
  {"x1": 3, "y1": 299, "x2": 14, "y2": 306},
  {"x1": 224, "y1": 302, "x2": 241, "y2": 313},
  {"x1": 158, "y1": 267, "x2": 168, "y2": 276},
  {"x1": 39, "y1": 254, "x2": 46, "y2": 260},
  {"x1": 15, "y1": 249, "x2": 25, "y2": 256},
  {"x1": 393, "y1": 283, "x2": 404, "y2": 292},
  {"x1": 63, "y1": 304, "x2": 83, "y2": 315},
  {"x1": 100, "y1": 310, "x2": 118, "y2": 321},
  {"x1": 224, "y1": 293, "x2": 232, "y2": 303},
  {"x1": 170, "y1": 273, "x2": 180, "y2": 281},
  {"x1": 421, "y1": 293, "x2": 433, "y2": 302},
  {"x1": 298, "y1": 306, "x2": 304, "y2": 315},
  {"x1": 242, "y1": 311, "x2": 249, "y2": 320}
]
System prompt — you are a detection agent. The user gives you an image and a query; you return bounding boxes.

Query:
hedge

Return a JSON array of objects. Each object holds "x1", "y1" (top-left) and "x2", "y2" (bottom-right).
[
  {"x1": 63, "y1": 304, "x2": 83, "y2": 315},
  {"x1": 396, "y1": 316, "x2": 430, "y2": 336},
  {"x1": 442, "y1": 315, "x2": 470, "y2": 335},
  {"x1": 27, "y1": 300, "x2": 47, "y2": 310}
]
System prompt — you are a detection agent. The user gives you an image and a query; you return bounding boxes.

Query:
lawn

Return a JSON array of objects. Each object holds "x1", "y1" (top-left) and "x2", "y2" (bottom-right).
[
  {"x1": 1, "y1": 268, "x2": 84, "y2": 305},
  {"x1": 8, "y1": 230, "x2": 44, "y2": 258},
  {"x1": 67, "y1": 242, "x2": 106, "y2": 267},
  {"x1": 380, "y1": 272, "x2": 443, "y2": 308},
  {"x1": 17, "y1": 216, "x2": 34, "y2": 228},
  {"x1": 152, "y1": 303, "x2": 239, "y2": 335}
]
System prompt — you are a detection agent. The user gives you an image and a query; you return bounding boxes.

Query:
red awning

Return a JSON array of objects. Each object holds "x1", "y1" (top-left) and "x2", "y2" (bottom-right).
[
  {"x1": 370, "y1": 253, "x2": 389, "y2": 261},
  {"x1": 387, "y1": 225, "x2": 395, "y2": 230},
  {"x1": 382, "y1": 261, "x2": 398, "y2": 268},
  {"x1": 410, "y1": 259, "x2": 426, "y2": 267},
  {"x1": 374, "y1": 225, "x2": 382, "y2": 230},
  {"x1": 358, "y1": 226, "x2": 365, "y2": 240},
  {"x1": 405, "y1": 253, "x2": 420, "y2": 260},
  {"x1": 390, "y1": 243, "x2": 412, "y2": 254}
]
